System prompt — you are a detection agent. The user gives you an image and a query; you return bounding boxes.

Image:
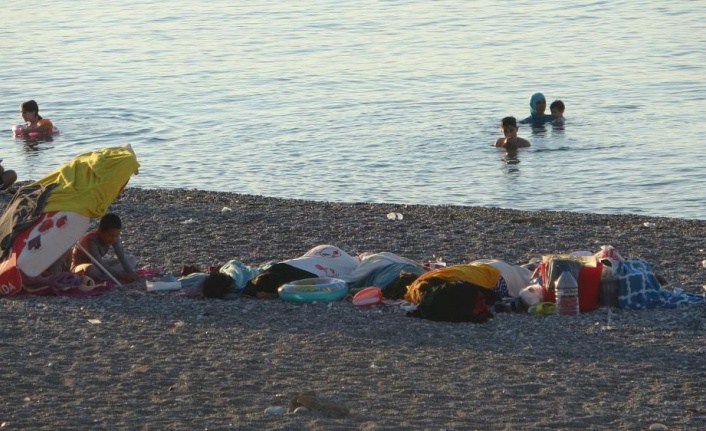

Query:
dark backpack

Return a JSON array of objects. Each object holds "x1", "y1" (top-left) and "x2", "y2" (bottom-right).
[{"x1": 409, "y1": 281, "x2": 497, "y2": 323}]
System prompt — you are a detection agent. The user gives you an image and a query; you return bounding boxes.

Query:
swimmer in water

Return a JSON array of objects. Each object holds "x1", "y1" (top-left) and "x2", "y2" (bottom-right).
[
  {"x1": 19, "y1": 100, "x2": 54, "y2": 136},
  {"x1": 519, "y1": 93, "x2": 554, "y2": 127},
  {"x1": 495, "y1": 116, "x2": 530, "y2": 154},
  {"x1": 550, "y1": 99, "x2": 566, "y2": 127}
]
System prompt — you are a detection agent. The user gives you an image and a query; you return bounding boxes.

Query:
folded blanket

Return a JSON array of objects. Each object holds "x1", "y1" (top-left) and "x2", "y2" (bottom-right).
[
  {"x1": 342, "y1": 252, "x2": 425, "y2": 291},
  {"x1": 21, "y1": 271, "x2": 110, "y2": 297},
  {"x1": 615, "y1": 259, "x2": 706, "y2": 309}
]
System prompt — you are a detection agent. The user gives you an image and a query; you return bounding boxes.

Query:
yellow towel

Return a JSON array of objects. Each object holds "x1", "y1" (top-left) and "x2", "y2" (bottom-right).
[{"x1": 405, "y1": 263, "x2": 501, "y2": 304}]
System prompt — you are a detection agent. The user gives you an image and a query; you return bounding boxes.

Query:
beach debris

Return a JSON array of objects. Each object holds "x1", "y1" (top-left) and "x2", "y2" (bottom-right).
[
  {"x1": 292, "y1": 407, "x2": 309, "y2": 414},
  {"x1": 146, "y1": 281, "x2": 182, "y2": 292},
  {"x1": 598, "y1": 307, "x2": 615, "y2": 331},
  {"x1": 422, "y1": 258, "x2": 446, "y2": 270},
  {"x1": 528, "y1": 302, "x2": 556, "y2": 316},
  {"x1": 595, "y1": 245, "x2": 624, "y2": 261},
  {"x1": 702, "y1": 259, "x2": 706, "y2": 268},
  {"x1": 520, "y1": 285, "x2": 544, "y2": 308},
  {"x1": 643, "y1": 222, "x2": 655, "y2": 228},
  {"x1": 400, "y1": 302, "x2": 417, "y2": 312},
  {"x1": 221, "y1": 207, "x2": 233, "y2": 212},
  {"x1": 569, "y1": 250, "x2": 593, "y2": 258},
  {"x1": 264, "y1": 406, "x2": 286, "y2": 416},
  {"x1": 87, "y1": 319, "x2": 101, "y2": 325},
  {"x1": 181, "y1": 264, "x2": 202, "y2": 276},
  {"x1": 648, "y1": 423, "x2": 668, "y2": 431},
  {"x1": 180, "y1": 218, "x2": 195, "y2": 224},
  {"x1": 288, "y1": 390, "x2": 350, "y2": 418},
  {"x1": 386, "y1": 212, "x2": 403, "y2": 220}
]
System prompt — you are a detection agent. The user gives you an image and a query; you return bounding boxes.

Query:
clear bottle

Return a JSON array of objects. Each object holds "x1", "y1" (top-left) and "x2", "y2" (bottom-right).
[{"x1": 555, "y1": 270, "x2": 579, "y2": 316}]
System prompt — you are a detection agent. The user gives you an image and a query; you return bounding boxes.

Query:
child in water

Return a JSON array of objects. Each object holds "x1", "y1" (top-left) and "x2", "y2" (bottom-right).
[
  {"x1": 17, "y1": 100, "x2": 54, "y2": 136},
  {"x1": 550, "y1": 99, "x2": 566, "y2": 127},
  {"x1": 495, "y1": 116, "x2": 530, "y2": 152},
  {"x1": 519, "y1": 93, "x2": 555, "y2": 127},
  {"x1": 71, "y1": 213, "x2": 141, "y2": 283}
]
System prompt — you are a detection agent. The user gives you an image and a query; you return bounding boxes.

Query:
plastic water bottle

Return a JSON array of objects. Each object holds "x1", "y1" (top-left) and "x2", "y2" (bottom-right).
[{"x1": 555, "y1": 270, "x2": 579, "y2": 316}]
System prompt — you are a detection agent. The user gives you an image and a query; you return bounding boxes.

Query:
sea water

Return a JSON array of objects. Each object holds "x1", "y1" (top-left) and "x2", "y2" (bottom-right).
[{"x1": 1, "y1": 1, "x2": 705, "y2": 220}]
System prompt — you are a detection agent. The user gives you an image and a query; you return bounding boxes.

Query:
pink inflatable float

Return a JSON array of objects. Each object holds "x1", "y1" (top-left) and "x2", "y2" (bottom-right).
[{"x1": 13, "y1": 124, "x2": 60, "y2": 138}]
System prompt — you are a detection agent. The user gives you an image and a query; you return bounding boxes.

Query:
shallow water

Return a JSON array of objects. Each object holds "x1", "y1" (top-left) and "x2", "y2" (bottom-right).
[{"x1": 2, "y1": 1, "x2": 705, "y2": 219}]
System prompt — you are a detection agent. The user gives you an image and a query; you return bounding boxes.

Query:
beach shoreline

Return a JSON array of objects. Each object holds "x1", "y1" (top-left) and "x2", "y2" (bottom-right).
[{"x1": 1, "y1": 186, "x2": 705, "y2": 430}]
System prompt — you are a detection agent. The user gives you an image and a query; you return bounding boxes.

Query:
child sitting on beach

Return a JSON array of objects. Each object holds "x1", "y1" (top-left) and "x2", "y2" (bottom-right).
[
  {"x1": 550, "y1": 100, "x2": 566, "y2": 127},
  {"x1": 495, "y1": 117, "x2": 530, "y2": 153},
  {"x1": 71, "y1": 213, "x2": 140, "y2": 283},
  {"x1": 0, "y1": 161, "x2": 17, "y2": 192}
]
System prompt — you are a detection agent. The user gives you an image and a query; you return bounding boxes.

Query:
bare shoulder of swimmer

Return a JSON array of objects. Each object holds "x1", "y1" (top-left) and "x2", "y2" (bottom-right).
[{"x1": 515, "y1": 137, "x2": 531, "y2": 148}]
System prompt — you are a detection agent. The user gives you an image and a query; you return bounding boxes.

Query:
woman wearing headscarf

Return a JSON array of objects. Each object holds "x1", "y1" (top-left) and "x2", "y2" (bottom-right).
[{"x1": 519, "y1": 92, "x2": 555, "y2": 127}]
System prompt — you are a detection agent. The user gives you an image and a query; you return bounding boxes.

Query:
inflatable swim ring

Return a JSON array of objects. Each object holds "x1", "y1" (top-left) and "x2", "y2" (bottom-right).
[
  {"x1": 278, "y1": 277, "x2": 348, "y2": 303},
  {"x1": 13, "y1": 124, "x2": 60, "y2": 138}
]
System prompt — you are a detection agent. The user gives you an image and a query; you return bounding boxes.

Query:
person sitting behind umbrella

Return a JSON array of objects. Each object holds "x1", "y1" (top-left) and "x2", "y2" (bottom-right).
[
  {"x1": 0, "y1": 161, "x2": 17, "y2": 192},
  {"x1": 71, "y1": 213, "x2": 140, "y2": 283}
]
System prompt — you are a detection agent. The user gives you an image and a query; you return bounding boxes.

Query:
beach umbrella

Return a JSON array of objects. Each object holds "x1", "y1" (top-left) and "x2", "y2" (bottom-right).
[{"x1": 0, "y1": 146, "x2": 140, "y2": 296}]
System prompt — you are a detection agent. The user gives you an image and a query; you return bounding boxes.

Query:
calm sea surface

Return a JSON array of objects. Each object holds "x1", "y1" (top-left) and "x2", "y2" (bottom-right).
[{"x1": 2, "y1": 1, "x2": 705, "y2": 219}]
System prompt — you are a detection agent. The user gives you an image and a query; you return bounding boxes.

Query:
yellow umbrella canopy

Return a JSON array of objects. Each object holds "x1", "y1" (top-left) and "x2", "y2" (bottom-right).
[{"x1": 33, "y1": 146, "x2": 140, "y2": 218}]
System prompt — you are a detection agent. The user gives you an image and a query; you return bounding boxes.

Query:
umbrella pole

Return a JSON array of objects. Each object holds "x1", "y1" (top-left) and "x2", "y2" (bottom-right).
[{"x1": 75, "y1": 243, "x2": 123, "y2": 287}]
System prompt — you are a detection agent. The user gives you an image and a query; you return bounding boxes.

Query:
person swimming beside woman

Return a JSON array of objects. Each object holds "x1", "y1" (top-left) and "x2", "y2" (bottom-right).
[
  {"x1": 519, "y1": 93, "x2": 555, "y2": 127},
  {"x1": 550, "y1": 99, "x2": 566, "y2": 127}
]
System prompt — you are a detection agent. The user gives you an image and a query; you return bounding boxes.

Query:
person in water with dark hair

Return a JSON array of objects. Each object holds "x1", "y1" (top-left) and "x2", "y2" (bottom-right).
[
  {"x1": 19, "y1": 100, "x2": 55, "y2": 136},
  {"x1": 495, "y1": 116, "x2": 530, "y2": 154},
  {"x1": 550, "y1": 99, "x2": 566, "y2": 127},
  {"x1": 519, "y1": 93, "x2": 555, "y2": 127}
]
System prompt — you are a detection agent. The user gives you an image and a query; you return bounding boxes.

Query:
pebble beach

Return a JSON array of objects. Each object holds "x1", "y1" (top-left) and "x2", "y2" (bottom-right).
[{"x1": 1, "y1": 186, "x2": 705, "y2": 430}]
